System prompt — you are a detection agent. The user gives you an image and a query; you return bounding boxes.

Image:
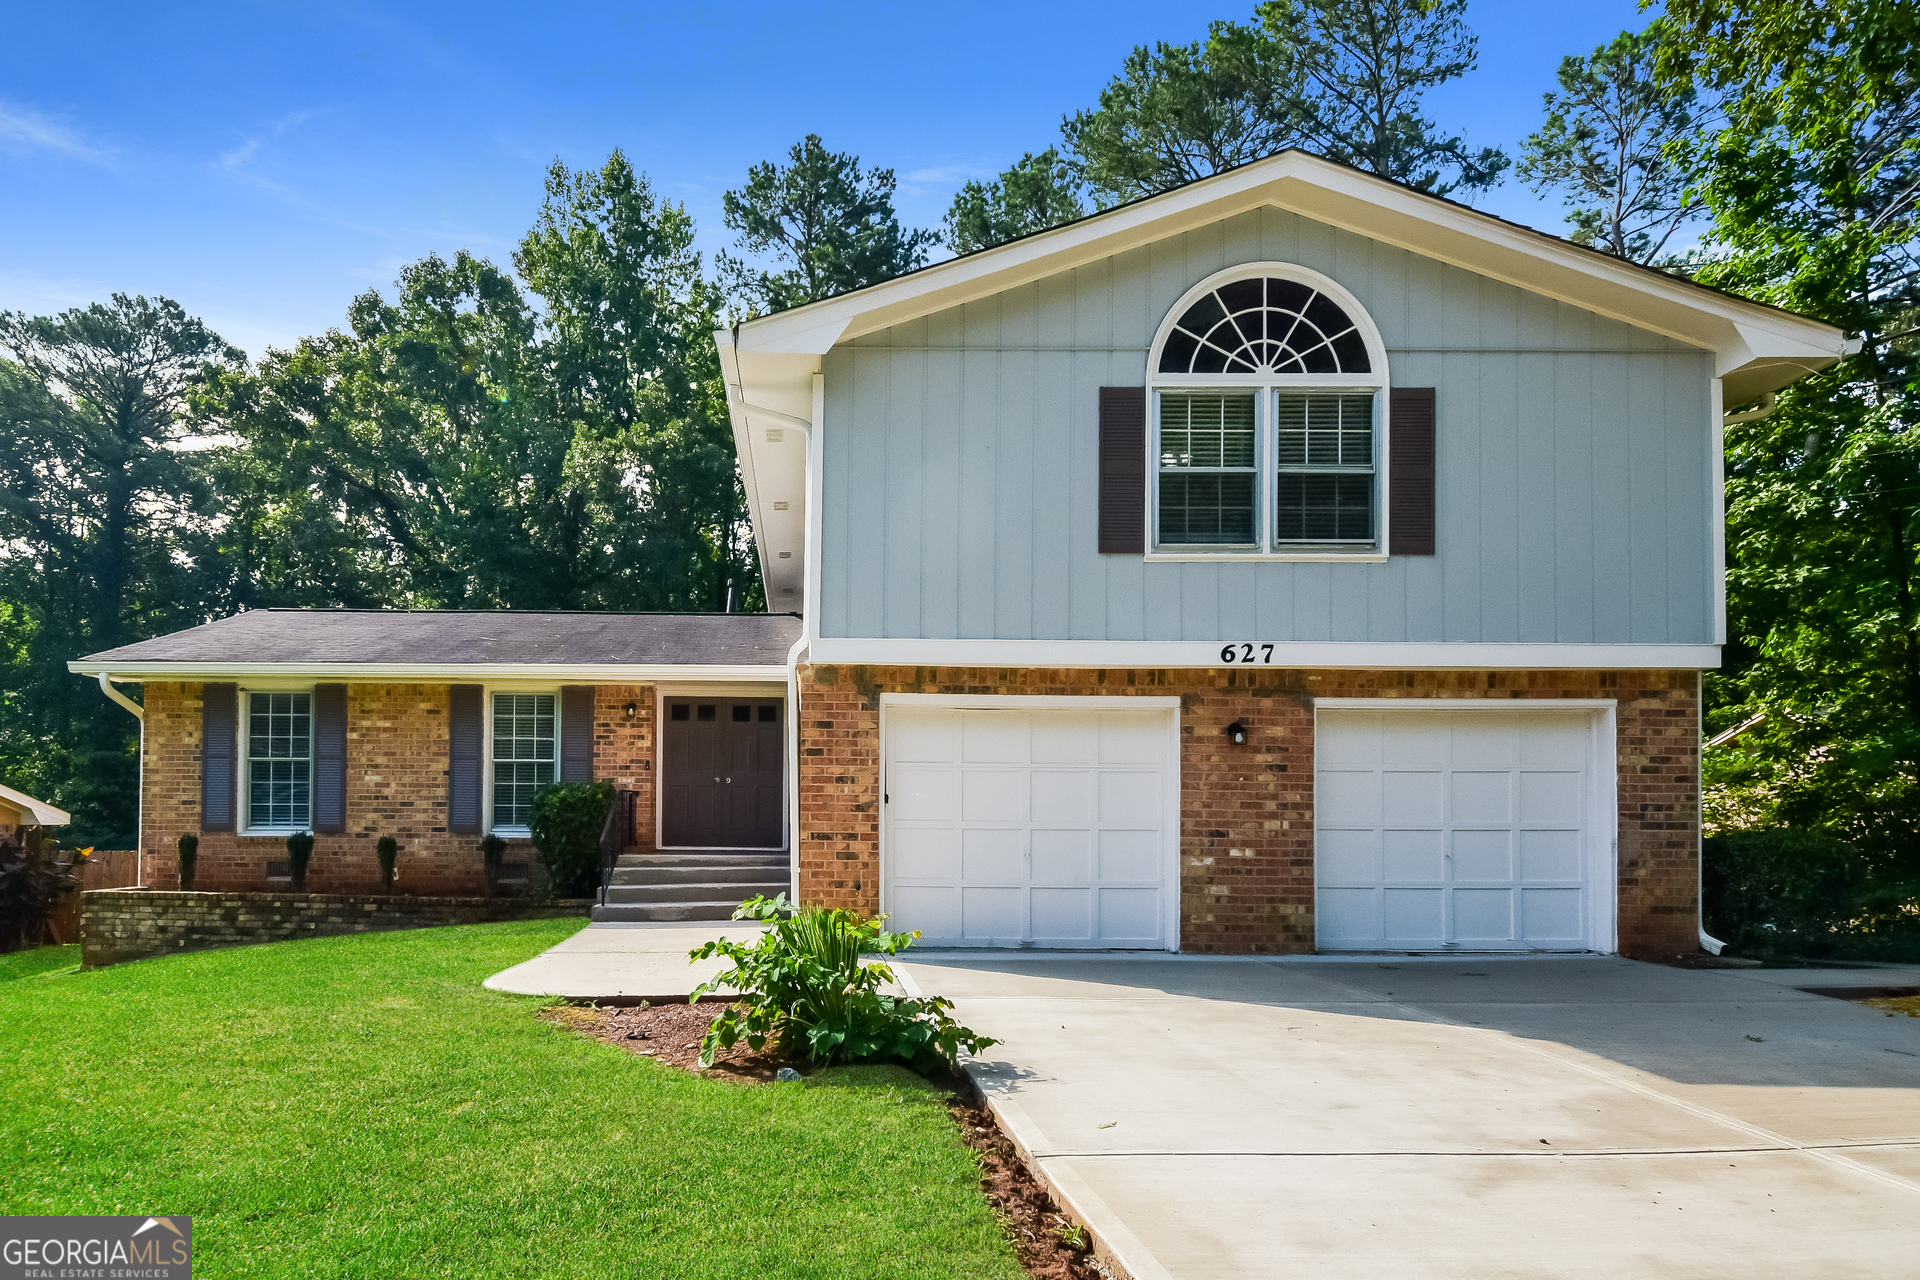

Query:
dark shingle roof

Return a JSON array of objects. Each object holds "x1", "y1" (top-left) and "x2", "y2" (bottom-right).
[{"x1": 75, "y1": 610, "x2": 802, "y2": 669}]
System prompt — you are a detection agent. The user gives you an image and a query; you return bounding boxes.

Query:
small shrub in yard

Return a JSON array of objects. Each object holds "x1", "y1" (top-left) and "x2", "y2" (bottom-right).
[
  {"x1": 1706, "y1": 827, "x2": 1920, "y2": 961},
  {"x1": 0, "y1": 831, "x2": 79, "y2": 952},
  {"x1": 690, "y1": 894, "x2": 997, "y2": 1075},
  {"x1": 480, "y1": 833, "x2": 507, "y2": 897},
  {"x1": 528, "y1": 781, "x2": 614, "y2": 898},
  {"x1": 286, "y1": 832, "x2": 315, "y2": 892},
  {"x1": 377, "y1": 836, "x2": 398, "y2": 892},
  {"x1": 177, "y1": 833, "x2": 198, "y2": 890}
]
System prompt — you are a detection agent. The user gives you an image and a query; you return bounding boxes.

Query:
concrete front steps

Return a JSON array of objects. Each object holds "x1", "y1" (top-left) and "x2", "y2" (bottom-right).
[{"x1": 590, "y1": 850, "x2": 789, "y2": 922}]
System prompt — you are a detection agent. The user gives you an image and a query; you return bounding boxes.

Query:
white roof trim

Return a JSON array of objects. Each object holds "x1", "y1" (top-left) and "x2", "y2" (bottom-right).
[
  {"x1": 0, "y1": 782, "x2": 70, "y2": 826},
  {"x1": 66, "y1": 662, "x2": 786, "y2": 683},
  {"x1": 733, "y1": 150, "x2": 1844, "y2": 396}
]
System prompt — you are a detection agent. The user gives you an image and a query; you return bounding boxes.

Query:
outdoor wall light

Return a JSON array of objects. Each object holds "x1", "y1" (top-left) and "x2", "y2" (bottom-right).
[
  {"x1": 1224, "y1": 720, "x2": 1249, "y2": 746},
  {"x1": 623, "y1": 701, "x2": 638, "y2": 719}
]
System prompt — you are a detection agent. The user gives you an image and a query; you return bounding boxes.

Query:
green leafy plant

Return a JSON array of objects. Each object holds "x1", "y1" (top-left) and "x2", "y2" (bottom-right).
[
  {"x1": 286, "y1": 831, "x2": 315, "y2": 892},
  {"x1": 479, "y1": 833, "x2": 507, "y2": 897},
  {"x1": 0, "y1": 830, "x2": 79, "y2": 952},
  {"x1": 376, "y1": 836, "x2": 398, "y2": 893},
  {"x1": 1706, "y1": 827, "x2": 1920, "y2": 962},
  {"x1": 1054, "y1": 1221, "x2": 1091, "y2": 1253},
  {"x1": 689, "y1": 895, "x2": 997, "y2": 1075},
  {"x1": 528, "y1": 781, "x2": 614, "y2": 898},
  {"x1": 177, "y1": 833, "x2": 198, "y2": 891}
]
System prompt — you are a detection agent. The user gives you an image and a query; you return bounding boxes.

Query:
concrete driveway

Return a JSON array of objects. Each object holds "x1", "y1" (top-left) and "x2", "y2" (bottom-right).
[{"x1": 895, "y1": 954, "x2": 1920, "y2": 1279}]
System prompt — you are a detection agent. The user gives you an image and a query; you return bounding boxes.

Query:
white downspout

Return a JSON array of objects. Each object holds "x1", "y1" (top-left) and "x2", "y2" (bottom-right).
[
  {"x1": 785, "y1": 632, "x2": 808, "y2": 904},
  {"x1": 96, "y1": 672, "x2": 147, "y2": 887},
  {"x1": 1698, "y1": 670, "x2": 1725, "y2": 955}
]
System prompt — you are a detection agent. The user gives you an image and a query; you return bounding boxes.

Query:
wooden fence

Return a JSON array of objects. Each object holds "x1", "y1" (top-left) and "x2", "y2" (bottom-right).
[{"x1": 45, "y1": 849, "x2": 141, "y2": 945}]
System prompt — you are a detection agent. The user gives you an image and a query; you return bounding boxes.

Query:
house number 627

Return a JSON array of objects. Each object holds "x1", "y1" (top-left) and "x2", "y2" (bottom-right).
[{"x1": 1220, "y1": 643, "x2": 1276, "y2": 664}]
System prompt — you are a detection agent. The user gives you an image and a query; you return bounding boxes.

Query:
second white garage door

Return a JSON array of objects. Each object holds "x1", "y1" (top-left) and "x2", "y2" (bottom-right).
[
  {"x1": 882, "y1": 702, "x2": 1176, "y2": 949},
  {"x1": 1315, "y1": 707, "x2": 1610, "y2": 952}
]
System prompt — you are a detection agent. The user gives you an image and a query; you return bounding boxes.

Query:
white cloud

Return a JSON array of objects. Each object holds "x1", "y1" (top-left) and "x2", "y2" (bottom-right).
[
  {"x1": 219, "y1": 108, "x2": 321, "y2": 171},
  {"x1": 0, "y1": 101, "x2": 109, "y2": 162}
]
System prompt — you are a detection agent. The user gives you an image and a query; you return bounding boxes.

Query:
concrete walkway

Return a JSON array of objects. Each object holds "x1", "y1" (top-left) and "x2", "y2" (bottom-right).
[
  {"x1": 893, "y1": 954, "x2": 1920, "y2": 1280},
  {"x1": 483, "y1": 921, "x2": 765, "y2": 999}
]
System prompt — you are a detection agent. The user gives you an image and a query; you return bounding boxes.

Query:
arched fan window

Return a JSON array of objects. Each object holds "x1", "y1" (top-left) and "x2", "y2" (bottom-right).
[{"x1": 1157, "y1": 277, "x2": 1372, "y2": 376}]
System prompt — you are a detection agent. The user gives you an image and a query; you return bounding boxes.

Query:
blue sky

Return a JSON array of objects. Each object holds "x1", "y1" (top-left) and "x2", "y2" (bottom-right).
[{"x1": 2, "y1": 1, "x2": 1659, "y2": 359}]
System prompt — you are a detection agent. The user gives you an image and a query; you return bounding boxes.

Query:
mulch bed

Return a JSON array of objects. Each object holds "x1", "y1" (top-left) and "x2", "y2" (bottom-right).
[
  {"x1": 540, "y1": 1001, "x2": 786, "y2": 1080},
  {"x1": 948, "y1": 1096, "x2": 1108, "y2": 1279},
  {"x1": 546, "y1": 1001, "x2": 1108, "y2": 1278}
]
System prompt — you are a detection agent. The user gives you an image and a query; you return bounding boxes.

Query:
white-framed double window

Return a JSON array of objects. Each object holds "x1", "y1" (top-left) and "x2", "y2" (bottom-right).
[
  {"x1": 489, "y1": 691, "x2": 557, "y2": 834},
  {"x1": 1149, "y1": 264, "x2": 1389, "y2": 558},
  {"x1": 244, "y1": 690, "x2": 312, "y2": 834}
]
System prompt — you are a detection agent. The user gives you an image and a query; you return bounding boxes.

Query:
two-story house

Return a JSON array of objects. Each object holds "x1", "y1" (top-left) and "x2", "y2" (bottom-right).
[{"x1": 72, "y1": 151, "x2": 1847, "y2": 957}]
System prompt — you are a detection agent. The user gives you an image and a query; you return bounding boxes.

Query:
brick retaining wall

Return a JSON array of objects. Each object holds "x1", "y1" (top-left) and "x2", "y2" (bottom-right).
[{"x1": 80, "y1": 888, "x2": 589, "y2": 967}]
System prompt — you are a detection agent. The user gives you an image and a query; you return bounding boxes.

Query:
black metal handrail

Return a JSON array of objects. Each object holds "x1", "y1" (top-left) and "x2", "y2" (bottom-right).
[{"x1": 598, "y1": 788, "x2": 639, "y2": 907}]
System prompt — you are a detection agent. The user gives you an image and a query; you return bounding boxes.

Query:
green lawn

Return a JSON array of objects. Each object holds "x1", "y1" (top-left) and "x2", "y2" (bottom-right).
[{"x1": 0, "y1": 923, "x2": 1024, "y2": 1279}]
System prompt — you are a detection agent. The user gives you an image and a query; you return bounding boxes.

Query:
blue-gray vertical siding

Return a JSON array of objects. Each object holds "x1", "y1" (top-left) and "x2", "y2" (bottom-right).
[{"x1": 817, "y1": 206, "x2": 1714, "y2": 644}]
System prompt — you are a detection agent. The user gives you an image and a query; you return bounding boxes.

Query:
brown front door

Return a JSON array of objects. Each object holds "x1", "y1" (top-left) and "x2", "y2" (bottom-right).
[{"x1": 661, "y1": 698, "x2": 784, "y2": 848}]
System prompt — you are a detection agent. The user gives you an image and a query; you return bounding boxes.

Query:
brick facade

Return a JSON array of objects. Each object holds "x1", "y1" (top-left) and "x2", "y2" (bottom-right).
[
  {"x1": 591, "y1": 685, "x2": 657, "y2": 855},
  {"x1": 138, "y1": 681, "x2": 658, "y2": 894},
  {"x1": 795, "y1": 665, "x2": 1701, "y2": 960}
]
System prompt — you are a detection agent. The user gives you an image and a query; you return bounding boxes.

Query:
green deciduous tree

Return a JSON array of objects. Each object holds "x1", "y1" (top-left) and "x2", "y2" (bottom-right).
[
  {"x1": 1658, "y1": 0, "x2": 1920, "y2": 862},
  {"x1": 216, "y1": 152, "x2": 758, "y2": 615},
  {"x1": 943, "y1": 148, "x2": 1088, "y2": 255},
  {"x1": 1518, "y1": 28, "x2": 1703, "y2": 262},
  {"x1": 515, "y1": 151, "x2": 757, "y2": 611},
  {"x1": 0, "y1": 296, "x2": 242, "y2": 844},
  {"x1": 721, "y1": 135, "x2": 938, "y2": 312}
]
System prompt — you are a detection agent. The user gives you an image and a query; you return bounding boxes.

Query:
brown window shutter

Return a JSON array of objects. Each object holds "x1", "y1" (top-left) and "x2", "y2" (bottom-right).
[
  {"x1": 560, "y1": 686, "x2": 596, "y2": 782},
  {"x1": 200, "y1": 682, "x2": 237, "y2": 832},
  {"x1": 1098, "y1": 386, "x2": 1147, "y2": 553},
  {"x1": 448, "y1": 685, "x2": 483, "y2": 834},
  {"x1": 1389, "y1": 388, "x2": 1436, "y2": 556},
  {"x1": 313, "y1": 684, "x2": 348, "y2": 834}
]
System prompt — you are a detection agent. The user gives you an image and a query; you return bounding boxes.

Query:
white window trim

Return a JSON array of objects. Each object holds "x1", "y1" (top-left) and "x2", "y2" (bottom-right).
[
  {"x1": 1145, "y1": 262, "x2": 1394, "y2": 562},
  {"x1": 239, "y1": 686, "x2": 315, "y2": 837},
  {"x1": 485, "y1": 686, "x2": 561, "y2": 839}
]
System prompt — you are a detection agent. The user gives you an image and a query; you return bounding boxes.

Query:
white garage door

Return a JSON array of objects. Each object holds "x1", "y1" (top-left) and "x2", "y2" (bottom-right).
[
  {"x1": 883, "y1": 704, "x2": 1175, "y2": 949},
  {"x1": 1315, "y1": 709, "x2": 1603, "y2": 952}
]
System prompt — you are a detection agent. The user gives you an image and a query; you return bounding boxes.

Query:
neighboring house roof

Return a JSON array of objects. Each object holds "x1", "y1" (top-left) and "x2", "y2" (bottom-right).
[
  {"x1": 0, "y1": 782, "x2": 70, "y2": 827},
  {"x1": 717, "y1": 148, "x2": 1853, "y2": 604},
  {"x1": 67, "y1": 610, "x2": 804, "y2": 681}
]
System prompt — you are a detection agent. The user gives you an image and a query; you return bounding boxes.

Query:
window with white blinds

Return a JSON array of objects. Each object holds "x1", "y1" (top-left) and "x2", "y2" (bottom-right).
[
  {"x1": 1275, "y1": 393, "x2": 1376, "y2": 543},
  {"x1": 1158, "y1": 393, "x2": 1258, "y2": 545},
  {"x1": 491, "y1": 693, "x2": 556, "y2": 830},
  {"x1": 246, "y1": 691, "x2": 312, "y2": 831}
]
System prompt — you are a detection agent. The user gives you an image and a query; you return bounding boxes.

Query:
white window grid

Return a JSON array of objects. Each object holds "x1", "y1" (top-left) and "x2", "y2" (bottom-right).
[
  {"x1": 490, "y1": 692, "x2": 557, "y2": 832},
  {"x1": 245, "y1": 691, "x2": 312, "y2": 833},
  {"x1": 1150, "y1": 386, "x2": 1384, "y2": 553}
]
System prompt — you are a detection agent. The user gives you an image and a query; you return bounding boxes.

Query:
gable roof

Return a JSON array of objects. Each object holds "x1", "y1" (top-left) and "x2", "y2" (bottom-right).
[
  {"x1": 69, "y1": 610, "x2": 802, "y2": 681},
  {"x1": 718, "y1": 149, "x2": 1852, "y2": 607},
  {"x1": 0, "y1": 782, "x2": 69, "y2": 827}
]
